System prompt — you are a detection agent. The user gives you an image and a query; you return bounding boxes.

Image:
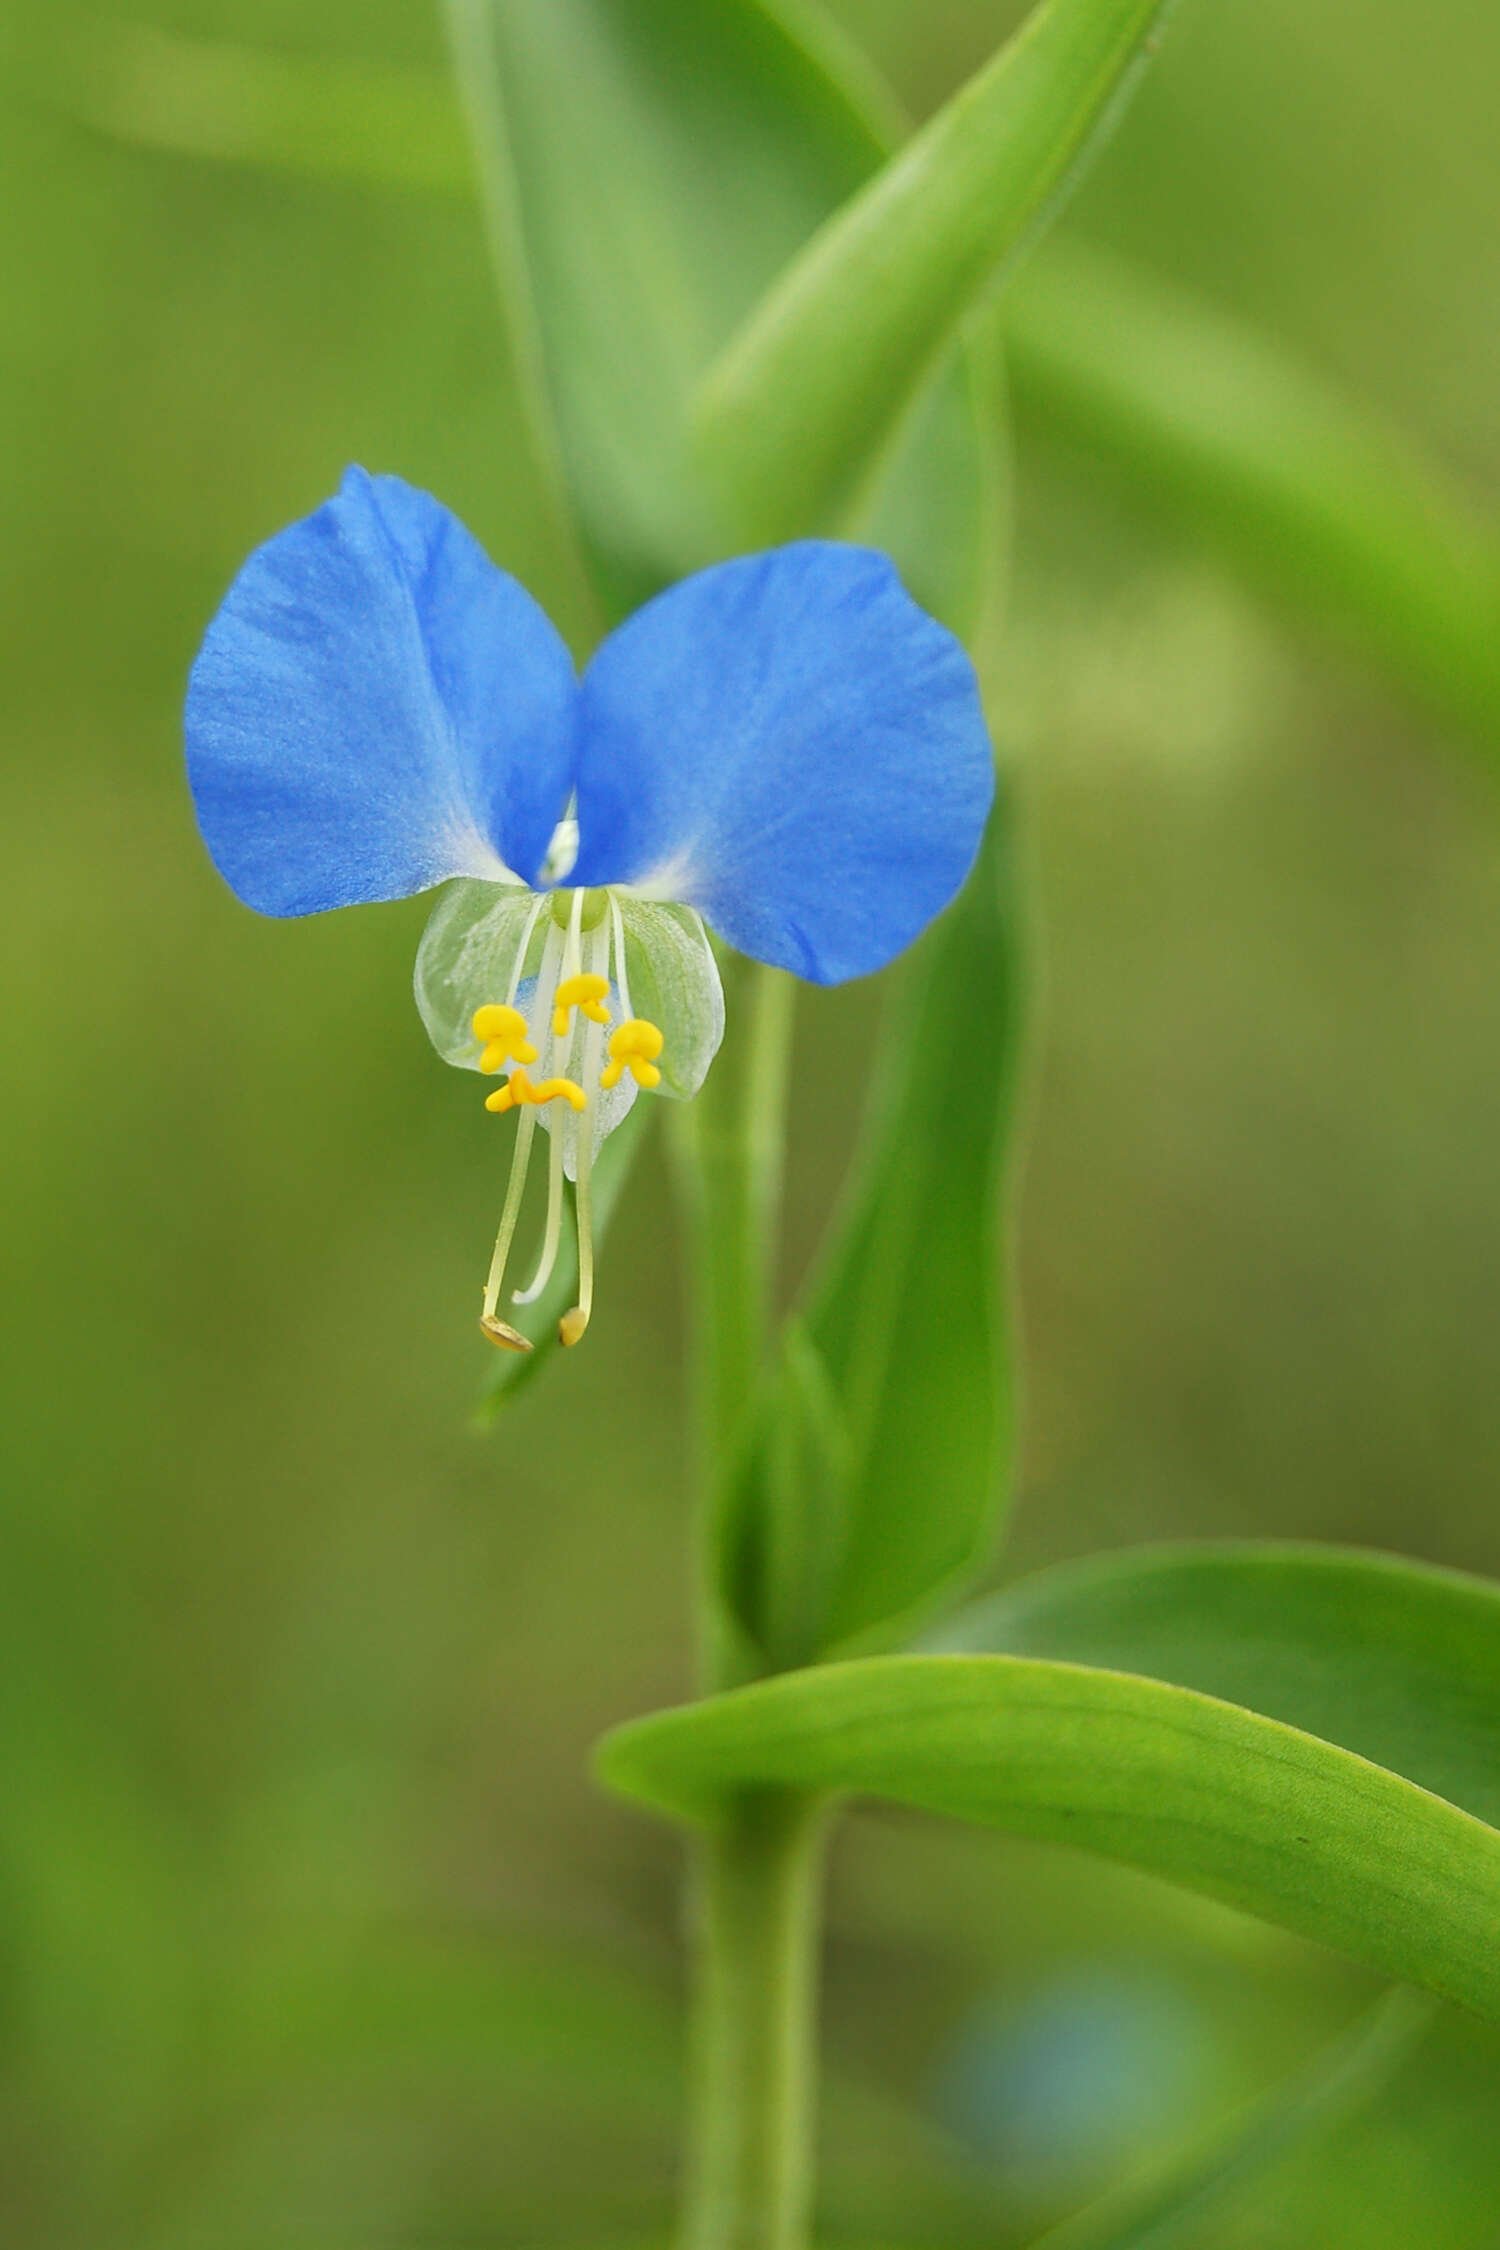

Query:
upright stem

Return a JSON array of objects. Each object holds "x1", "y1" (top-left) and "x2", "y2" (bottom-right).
[
  {"x1": 670, "y1": 962, "x2": 822, "y2": 2250},
  {"x1": 680, "y1": 1792, "x2": 829, "y2": 2250},
  {"x1": 672, "y1": 961, "x2": 797, "y2": 1693}
]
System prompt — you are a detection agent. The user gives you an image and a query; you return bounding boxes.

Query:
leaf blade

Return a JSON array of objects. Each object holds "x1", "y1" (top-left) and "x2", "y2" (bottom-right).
[
  {"x1": 927, "y1": 1539, "x2": 1500, "y2": 1828},
  {"x1": 694, "y1": 0, "x2": 1179, "y2": 544},
  {"x1": 449, "y1": 0, "x2": 1004, "y2": 622},
  {"x1": 721, "y1": 800, "x2": 1025, "y2": 1666},
  {"x1": 597, "y1": 1652, "x2": 1500, "y2": 2019}
]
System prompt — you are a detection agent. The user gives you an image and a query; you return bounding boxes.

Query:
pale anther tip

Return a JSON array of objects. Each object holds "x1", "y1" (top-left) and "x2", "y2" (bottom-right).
[{"x1": 480, "y1": 1314, "x2": 532, "y2": 1353}]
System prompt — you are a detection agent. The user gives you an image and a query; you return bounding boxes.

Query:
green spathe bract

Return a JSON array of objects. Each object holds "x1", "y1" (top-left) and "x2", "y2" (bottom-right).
[{"x1": 717, "y1": 801, "x2": 1023, "y2": 1675}]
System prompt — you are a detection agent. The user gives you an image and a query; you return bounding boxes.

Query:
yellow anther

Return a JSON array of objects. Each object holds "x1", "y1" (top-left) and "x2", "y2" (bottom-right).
[
  {"x1": 552, "y1": 972, "x2": 612, "y2": 1038},
  {"x1": 484, "y1": 1067, "x2": 586, "y2": 1115},
  {"x1": 599, "y1": 1017, "x2": 665, "y2": 1092},
  {"x1": 531, "y1": 1075, "x2": 588, "y2": 1113},
  {"x1": 483, "y1": 1071, "x2": 526, "y2": 1114},
  {"x1": 471, "y1": 1003, "x2": 536, "y2": 1070}
]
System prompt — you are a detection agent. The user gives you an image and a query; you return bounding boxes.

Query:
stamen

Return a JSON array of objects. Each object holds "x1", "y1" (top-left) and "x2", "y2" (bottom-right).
[
  {"x1": 473, "y1": 1003, "x2": 537, "y2": 1073},
  {"x1": 600, "y1": 1018, "x2": 665, "y2": 1091},
  {"x1": 480, "y1": 1107, "x2": 537, "y2": 1332},
  {"x1": 608, "y1": 893, "x2": 634, "y2": 1022},
  {"x1": 505, "y1": 894, "x2": 548, "y2": 1008},
  {"x1": 552, "y1": 972, "x2": 611, "y2": 1038},
  {"x1": 484, "y1": 1068, "x2": 586, "y2": 1114},
  {"x1": 563, "y1": 883, "x2": 586, "y2": 983},
  {"x1": 513, "y1": 1111, "x2": 565, "y2": 1306},
  {"x1": 477, "y1": 916, "x2": 569, "y2": 1333},
  {"x1": 512, "y1": 914, "x2": 577, "y2": 1309},
  {"x1": 560, "y1": 917, "x2": 613, "y2": 1347},
  {"x1": 530, "y1": 1075, "x2": 587, "y2": 1111}
]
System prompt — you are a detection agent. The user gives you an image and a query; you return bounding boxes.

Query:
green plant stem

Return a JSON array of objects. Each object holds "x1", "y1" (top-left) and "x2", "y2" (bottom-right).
[
  {"x1": 680, "y1": 1790, "x2": 829, "y2": 2250},
  {"x1": 672, "y1": 960, "x2": 796, "y2": 1693},
  {"x1": 670, "y1": 962, "x2": 816, "y2": 2248}
]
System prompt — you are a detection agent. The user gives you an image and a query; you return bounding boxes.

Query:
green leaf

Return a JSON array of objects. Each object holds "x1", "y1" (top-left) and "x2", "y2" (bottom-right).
[
  {"x1": 1004, "y1": 237, "x2": 1500, "y2": 746},
  {"x1": 720, "y1": 802, "x2": 1023, "y2": 1668},
  {"x1": 443, "y1": 0, "x2": 1005, "y2": 625},
  {"x1": 693, "y1": 0, "x2": 1179, "y2": 546},
  {"x1": 475, "y1": 1096, "x2": 655, "y2": 1422},
  {"x1": 597, "y1": 1652, "x2": 1500, "y2": 2019},
  {"x1": 1030, "y1": 1985, "x2": 1435, "y2": 2250},
  {"x1": 35, "y1": 16, "x2": 474, "y2": 193},
  {"x1": 50, "y1": 24, "x2": 1500, "y2": 744},
  {"x1": 926, "y1": 1540, "x2": 1500, "y2": 1827}
]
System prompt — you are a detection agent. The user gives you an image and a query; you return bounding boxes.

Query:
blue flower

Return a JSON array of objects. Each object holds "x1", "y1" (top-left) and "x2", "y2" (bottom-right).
[{"x1": 187, "y1": 468, "x2": 993, "y2": 1346}]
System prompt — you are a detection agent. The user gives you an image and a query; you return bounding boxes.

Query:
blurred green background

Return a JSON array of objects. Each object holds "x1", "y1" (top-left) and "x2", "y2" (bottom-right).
[{"x1": 5, "y1": 1, "x2": 1500, "y2": 2243}]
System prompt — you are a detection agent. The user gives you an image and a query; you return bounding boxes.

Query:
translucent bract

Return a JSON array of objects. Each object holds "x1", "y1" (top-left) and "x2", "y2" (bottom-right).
[{"x1": 415, "y1": 877, "x2": 725, "y2": 1176}]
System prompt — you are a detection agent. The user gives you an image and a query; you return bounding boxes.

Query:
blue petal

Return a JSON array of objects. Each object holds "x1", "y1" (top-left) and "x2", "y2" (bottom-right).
[
  {"x1": 185, "y1": 468, "x2": 578, "y2": 915},
  {"x1": 569, "y1": 543, "x2": 994, "y2": 982}
]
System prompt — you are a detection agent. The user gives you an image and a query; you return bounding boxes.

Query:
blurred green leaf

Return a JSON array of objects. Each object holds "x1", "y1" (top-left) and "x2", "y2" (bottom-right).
[
  {"x1": 1030, "y1": 1985, "x2": 1435, "y2": 2250},
  {"x1": 40, "y1": 20, "x2": 1500, "y2": 740},
  {"x1": 40, "y1": 12, "x2": 1007, "y2": 639},
  {"x1": 597, "y1": 1652, "x2": 1500, "y2": 2018},
  {"x1": 720, "y1": 803, "x2": 1023, "y2": 1669},
  {"x1": 927, "y1": 1541, "x2": 1500, "y2": 1825},
  {"x1": 693, "y1": 0, "x2": 1178, "y2": 545},
  {"x1": 476, "y1": 1094, "x2": 655, "y2": 1421},
  {"x1": 35, "y1": 15, "x2": 473, "y2": 191},
  {"x1": 442, "y1": 0, "x2": 1005, "y2": 626},
  {"x1": 1005, "y1": 237, "x2": 1500, "y2": 746}
]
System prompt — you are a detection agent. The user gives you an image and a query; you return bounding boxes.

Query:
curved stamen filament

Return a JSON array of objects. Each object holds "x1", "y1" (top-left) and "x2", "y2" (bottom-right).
[
  {"x1": 513, "y1": 1114, "x2": 566, "y2": 1306},
  {"x1": 480, "y1": 1108, "x2": 536, "y2": 1340},
  {"x1": 506, "y1": 893, "x2": 548, "y2": 1008},
  {"x1": 478, "y1": 917, "x2": 569, "y2": 1344},
  {"x1": 562, "y1": 883, "x2": 586, "y2": 984},
  {"x1": 513, "y1": 914, "x2": 577, "y2": 1308},
  {"x1": 608, "y1": 893, "x2": 634, "y2": 1023},
  {"x1": 560, "y1": 916, "x2": 613, "y2": 1347}
]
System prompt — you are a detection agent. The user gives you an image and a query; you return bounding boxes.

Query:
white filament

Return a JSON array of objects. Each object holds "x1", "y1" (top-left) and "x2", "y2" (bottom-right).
[
  {"x1": 512, "y1": 914, "x2": 575, "y2": 1307},
  {"x1": 608, "y1": 890, "x2": 634, "y2": 1023}
]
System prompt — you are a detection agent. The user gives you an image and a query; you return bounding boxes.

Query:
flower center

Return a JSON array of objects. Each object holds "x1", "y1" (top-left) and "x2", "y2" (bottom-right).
[{"x1": 474, "y1": 886, "x2": 664, "y2": 1353}]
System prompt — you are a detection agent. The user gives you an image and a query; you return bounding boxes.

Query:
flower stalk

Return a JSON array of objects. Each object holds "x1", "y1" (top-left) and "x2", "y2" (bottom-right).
[{"x1": 680, "y1": 1791, "x2": 829, "y2": 2250}]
